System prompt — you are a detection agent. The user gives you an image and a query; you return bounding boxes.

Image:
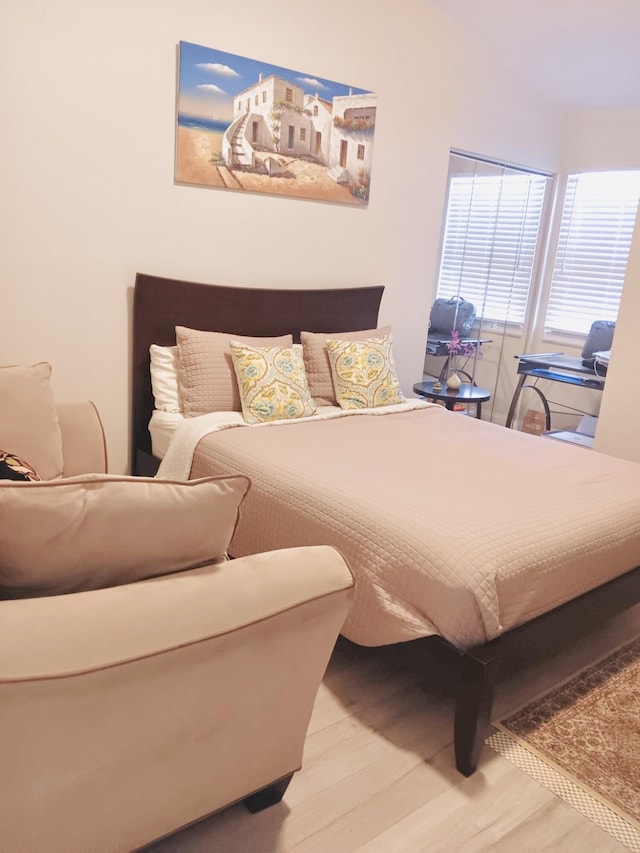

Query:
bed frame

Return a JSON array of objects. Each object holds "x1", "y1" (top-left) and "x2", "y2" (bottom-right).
[
  {"x1": 132, "y1": 273, "x2": 384, "y2": 477},
  {"x1": 131, "y1": 271, "x2": 640, "y2": 776}
]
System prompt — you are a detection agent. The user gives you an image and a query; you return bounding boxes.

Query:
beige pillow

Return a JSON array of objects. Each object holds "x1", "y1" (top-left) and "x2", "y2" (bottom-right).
[
  {"x1": 0, "y1": 473, "x2": 250, "y2": 598},
  {"x1": 230, "y1": 342, "x2": 317, "y2": 424},
  {"x1": 326, "y1": 335, "x2": 406, "y2": 409},
  {"x1": 176, "y1": 326, "x2": 293, "y2": 417},
  {"x1": 0, "y1": 362, "x2": 63, "y2": 480},
  {"x1": 301, "y1": 326, "x2": 391, "y2": 405}
]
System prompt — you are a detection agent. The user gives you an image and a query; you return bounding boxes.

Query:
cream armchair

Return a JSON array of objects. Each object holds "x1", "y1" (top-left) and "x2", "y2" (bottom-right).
[
  {"x1": 0, "y1": 399, "x2": 355, "y2": 853},
  {"x1": 56, "y1": 400, "x2": 109, "y2": 476}
]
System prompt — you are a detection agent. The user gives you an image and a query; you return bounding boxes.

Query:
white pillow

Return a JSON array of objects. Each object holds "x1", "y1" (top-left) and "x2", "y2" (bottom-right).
[{"x1": 150, "y1": 345, "x2": 182, "y2": 413}]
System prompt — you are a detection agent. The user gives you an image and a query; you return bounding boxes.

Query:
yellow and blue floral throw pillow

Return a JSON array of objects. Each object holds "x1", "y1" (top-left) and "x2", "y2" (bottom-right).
[
  {"x1": 230, "y1": 342, "x2": 317, "y2": 424},
  {"x1": 326, "y1": 335, "x2": 405, "y2": 409}
]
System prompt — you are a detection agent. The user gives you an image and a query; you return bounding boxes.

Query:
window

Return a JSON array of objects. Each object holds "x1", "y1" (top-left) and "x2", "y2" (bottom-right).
[
  {"x1": 285, "y1": 88, "x2": 293, "y2": 103},
  {"x1": 313, "y1": 105, "x2": 318, "y2": 116},
  {"x1": 357, "y1": 144, "x2": 365, "y2": 160},
  {"x1": 300, "y1": 128, "x2": 306, "y2": 141},
  {"x1": 262, "y1": 91, "x2": 267, "y2": 103},
  {"x1": 254, "y1": 94, "x2": 258, "y2": 106},
  {"x1": 544, "y1": 170, "x2": 640, "y2": 334},
  {"x1": 435, "y1": 153, "x2": 551, "y2": 326}
]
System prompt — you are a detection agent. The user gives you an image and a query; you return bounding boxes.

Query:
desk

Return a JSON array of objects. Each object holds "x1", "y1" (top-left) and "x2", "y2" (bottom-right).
[
  {"x1": 505, "y1": 353, "x2": 605, "y2": 430},
  {"x1": 413, "y1": 380, "x2": 491, "y2": 419}
]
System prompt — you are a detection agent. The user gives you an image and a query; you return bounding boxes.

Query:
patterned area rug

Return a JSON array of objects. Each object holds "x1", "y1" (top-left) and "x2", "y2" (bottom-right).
[{"x1": 487, "y1": 636, "x2": 640, "y2": 851}]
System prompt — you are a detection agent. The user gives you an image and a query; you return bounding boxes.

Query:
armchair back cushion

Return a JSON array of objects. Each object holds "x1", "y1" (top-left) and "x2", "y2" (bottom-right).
[
  {"x1": 0, "y1": 474, "x2": 250, "y2": 598},
  {"x1": 0, "y1": 362, "x2": 63, "y2": 480}
]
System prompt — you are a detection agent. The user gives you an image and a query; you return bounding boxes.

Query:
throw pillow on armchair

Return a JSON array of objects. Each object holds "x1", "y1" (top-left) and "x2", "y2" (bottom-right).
[
  {"x1": 0, "y1": 451, "x2": 40, "y2": 481},
  {"x1": 0, "y1": 473, "x2": 251, "y2": 599}
]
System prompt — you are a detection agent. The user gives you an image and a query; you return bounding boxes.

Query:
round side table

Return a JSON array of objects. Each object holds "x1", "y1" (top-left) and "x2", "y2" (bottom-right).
[{"x1": 413, "y1": 380, "x2": 491, "y2": 419}]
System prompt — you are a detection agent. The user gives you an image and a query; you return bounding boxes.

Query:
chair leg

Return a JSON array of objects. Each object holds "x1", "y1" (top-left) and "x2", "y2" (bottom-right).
[{"x1": 242, "y1": 772, "x2": 295, "y2": 813}]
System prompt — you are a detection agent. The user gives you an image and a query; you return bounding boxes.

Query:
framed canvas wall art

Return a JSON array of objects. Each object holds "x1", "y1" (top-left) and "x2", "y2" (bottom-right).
[{"x1": 176, "y1": 41, "x2": 377, "y2": 205}]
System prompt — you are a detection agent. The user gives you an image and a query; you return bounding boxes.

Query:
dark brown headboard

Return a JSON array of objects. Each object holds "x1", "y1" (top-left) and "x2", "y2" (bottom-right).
[{"x1": 132, "y1": 272, "x2": 384, "y2": 474}]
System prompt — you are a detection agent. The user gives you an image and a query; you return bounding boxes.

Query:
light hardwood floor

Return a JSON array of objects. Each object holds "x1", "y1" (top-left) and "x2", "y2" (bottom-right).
[{"x1": 146, "y1": 604, "x2": 640, "y2": 853}]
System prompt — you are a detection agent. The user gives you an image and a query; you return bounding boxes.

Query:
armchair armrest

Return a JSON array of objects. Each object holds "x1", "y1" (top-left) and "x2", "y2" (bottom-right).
[
  {"x1": 0, "y1": 545, "x2": 354, "y2": 853},
  {"x1": 56, "y1": 401, "x2": 107, "y2": 476}
]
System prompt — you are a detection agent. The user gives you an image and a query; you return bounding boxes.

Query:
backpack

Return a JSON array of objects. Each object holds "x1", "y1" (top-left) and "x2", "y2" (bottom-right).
[{"x1": 429, "y1": 297, "x2": 476, "y2": 337}]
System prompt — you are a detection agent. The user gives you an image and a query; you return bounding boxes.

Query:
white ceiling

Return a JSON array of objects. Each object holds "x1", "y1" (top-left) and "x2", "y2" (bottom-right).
[{"x1": 429, "y1": 0, "x2": 640, "y2": 110}]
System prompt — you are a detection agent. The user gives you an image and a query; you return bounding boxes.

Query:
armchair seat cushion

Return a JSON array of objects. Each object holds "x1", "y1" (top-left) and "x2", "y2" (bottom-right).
[{"x1": 0, "y1": 473, "x2": 250, "y2": 598}]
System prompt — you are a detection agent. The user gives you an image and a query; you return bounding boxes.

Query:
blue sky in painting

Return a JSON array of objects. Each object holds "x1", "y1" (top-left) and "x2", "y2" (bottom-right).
[{"x1": 177, "y1": 41, "x2": 372, "y2": 122}]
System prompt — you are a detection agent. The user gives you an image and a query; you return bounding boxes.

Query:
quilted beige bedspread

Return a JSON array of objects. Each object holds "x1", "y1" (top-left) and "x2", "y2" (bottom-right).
[{"x1": 189, "y1": 406, "x2": 640, "y2": 648}]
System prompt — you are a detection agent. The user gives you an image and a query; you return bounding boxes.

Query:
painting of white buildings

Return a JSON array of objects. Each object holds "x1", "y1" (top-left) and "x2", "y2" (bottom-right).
[{"x1": 176, "y1": 41, "x2": 376, "y2": 205}]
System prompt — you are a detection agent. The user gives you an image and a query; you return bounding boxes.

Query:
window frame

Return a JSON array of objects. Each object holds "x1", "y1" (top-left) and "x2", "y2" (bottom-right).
[
  {"x1": 540, "y1": 169, "x2": 640, "y2": 339},
  {"x1": 434, "y1": 151, "x2": 554, "y2": 335}
]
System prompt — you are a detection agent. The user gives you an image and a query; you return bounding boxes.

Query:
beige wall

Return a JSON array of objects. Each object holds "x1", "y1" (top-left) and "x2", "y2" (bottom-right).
[
  {"x1": 0, "y1": 0, "x2": 564, "y2": 472},
  {"x1": 561, "y1": 109, "x2": 640, "y2": 172},
  {"x1": 421, "y1": 22, "x2": 563, "y2": 426}
]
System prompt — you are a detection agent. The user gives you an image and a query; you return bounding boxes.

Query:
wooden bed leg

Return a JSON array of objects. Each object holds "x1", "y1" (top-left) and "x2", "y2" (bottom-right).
[
  {"x1": 454, "y1": 646, "x2": 499, "y2": 776},
  {"x1": 242, "y1": 772, "x2": 294, "y2": 813}
]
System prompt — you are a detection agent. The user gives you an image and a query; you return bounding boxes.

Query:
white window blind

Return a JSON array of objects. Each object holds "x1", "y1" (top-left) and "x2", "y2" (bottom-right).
[
  {"x1": 545, "y1": 170, "x2": 640, "y2": 335},
  {"x1": 436, "y1": 155, "x2": 550, "y2": 325}
]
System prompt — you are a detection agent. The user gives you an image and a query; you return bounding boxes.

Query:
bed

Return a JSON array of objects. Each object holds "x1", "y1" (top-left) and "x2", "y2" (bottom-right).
[{"x1": 132, "y1": 271, "x2": 640, "y2": 776}]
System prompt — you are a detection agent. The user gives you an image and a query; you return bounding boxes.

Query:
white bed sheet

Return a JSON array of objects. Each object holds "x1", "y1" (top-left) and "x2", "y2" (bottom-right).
[
  {"x1": 155, "y1": 402, "x2": 433, "y2": 481},
  {"x1": 149, "y1": 405, "x2": 352, "y2": 461},
  {"x1": 148, "y1": 411, "x2": 185, "y2": 459}
]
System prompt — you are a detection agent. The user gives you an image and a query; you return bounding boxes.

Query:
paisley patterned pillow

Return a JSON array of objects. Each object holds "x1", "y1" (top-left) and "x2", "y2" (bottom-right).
[
  {"x1": 0, "y1": 450, "x2": 41, "y2": 481},
  {"x1": 326, "y1": 335, "x2": 405, "y2": 409},
  {"x1": 230, "y1": 343, "x2": 317, "y2": 425}
]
